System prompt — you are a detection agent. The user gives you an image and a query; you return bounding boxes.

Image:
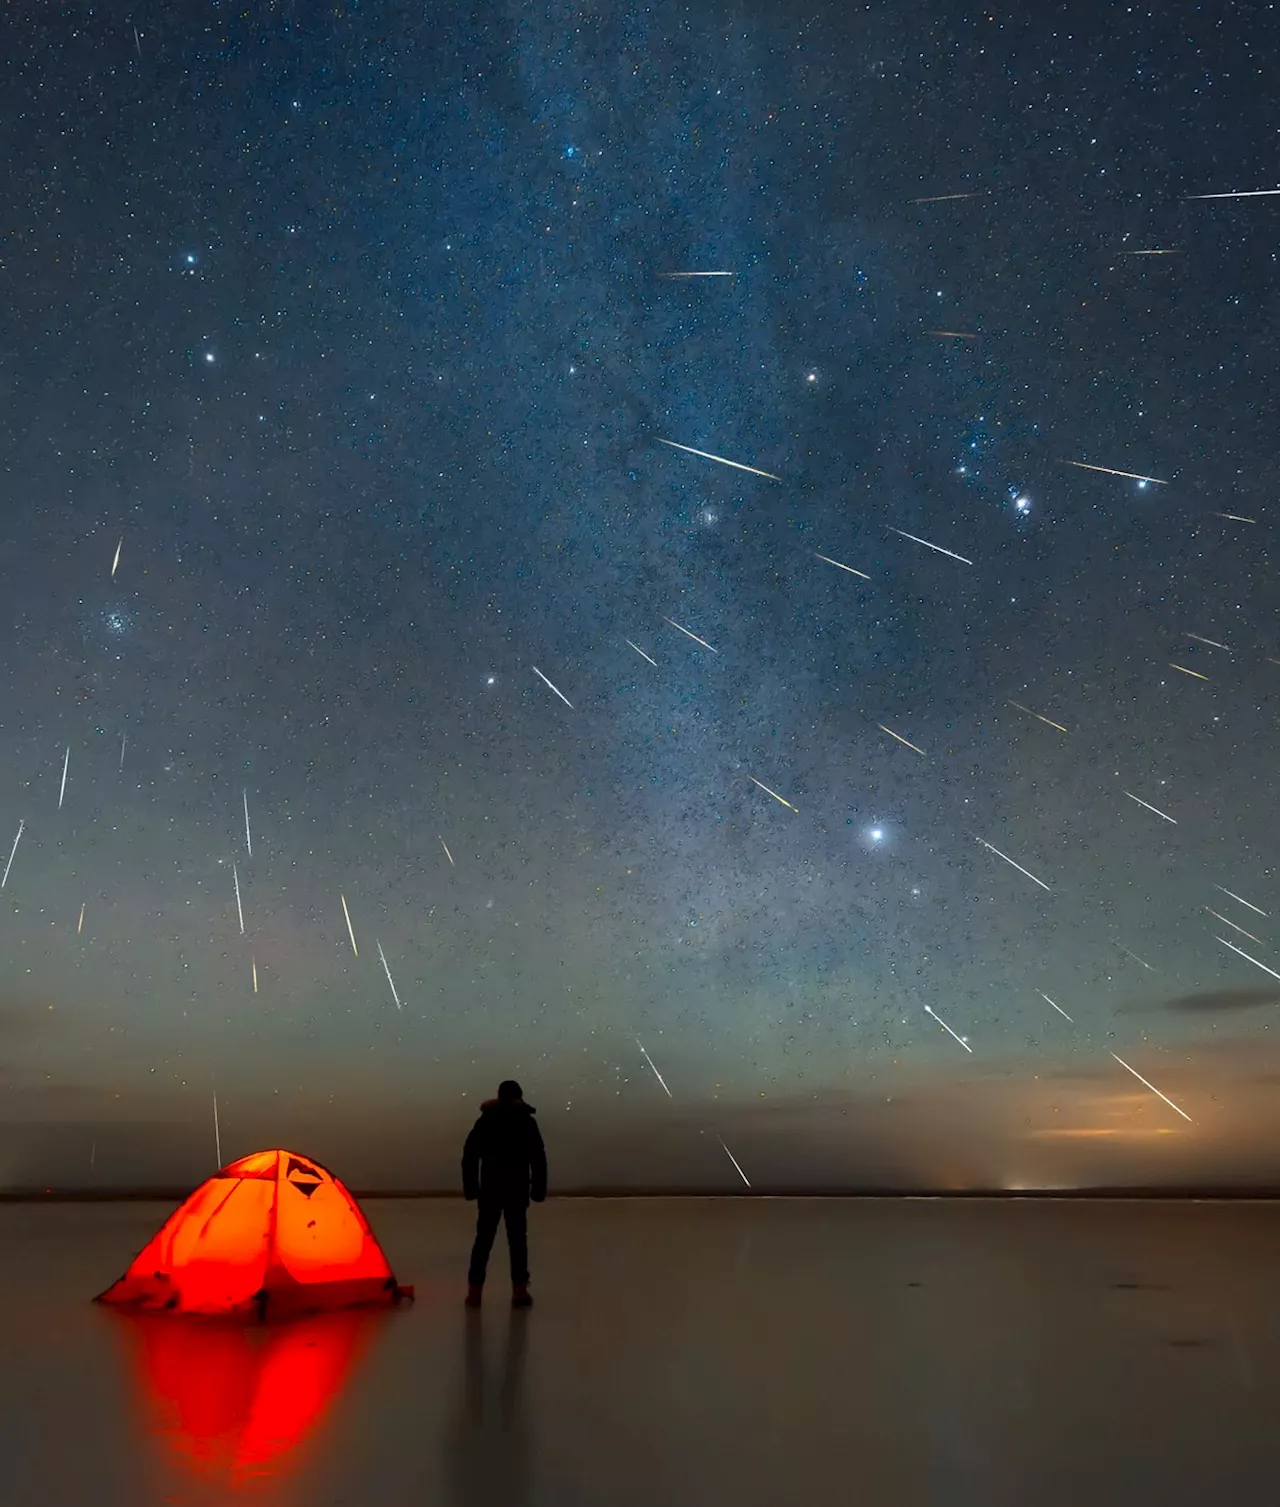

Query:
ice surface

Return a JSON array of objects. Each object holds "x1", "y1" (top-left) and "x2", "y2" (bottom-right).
[{"x1": 3, "y1": 1197, "x2": 1280, "y2": 1505}]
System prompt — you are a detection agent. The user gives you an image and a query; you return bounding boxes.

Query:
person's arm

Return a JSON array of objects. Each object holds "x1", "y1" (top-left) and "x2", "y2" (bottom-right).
[
  {"x1": 529, "y1": 1119, "x2": 547, "y2": 1202},
  {"x1": 462, "y1": 1122, "x2": 481, "y2": 1201}
]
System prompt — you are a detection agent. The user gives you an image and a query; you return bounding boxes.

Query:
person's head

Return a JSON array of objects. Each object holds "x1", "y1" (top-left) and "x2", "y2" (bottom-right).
[{"x1": 497, "y1": 1079, "x2": 523, "y2": 1103}]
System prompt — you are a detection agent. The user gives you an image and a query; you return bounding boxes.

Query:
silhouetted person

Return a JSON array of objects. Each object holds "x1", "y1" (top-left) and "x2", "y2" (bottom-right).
[{"x1": 463, "y1": 1080, "x2": 547, "y2": 1308}]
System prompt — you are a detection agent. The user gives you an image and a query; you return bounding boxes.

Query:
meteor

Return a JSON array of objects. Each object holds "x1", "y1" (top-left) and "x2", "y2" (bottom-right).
[
  {"x1": 888, "y1": 527, "x2": 974, "y2": 565},
  {"x1": 975, "y1": 837, "x2": 1051, "y2": 892},
  {"x1": 1206, "y1": 909, "x2": 1264, "y2": 946},
  {"x1": 243, "y1": 790, "x2": 253, "y2": 857},
  {"x1": 1186, "y1": 187, "x2": 1280, "y2": 200},
  {"x1": 748, "y1": 775, "x2": 799, "y2": 813},
  {"x1": 662, "y1": 616, "x2": 719, "y2": 654},
  {"x1": 1063, "y1": 460, "x2": 1168, "y2": 485},
  {"x1": 1007, "y1": 700, "x2": 1069, "y2": 734},
  {"x1": 926, "y1": 330, "x2": 979, "y2": 339},
  {"x1": 910, "y1": 192, "x2": 982, "y2": 203},
  {"x1": 531, "y1": 665, "x2": 574, "y2": 709},
  {"x1": 1110, "y1": 1051, "x2": 1192, "y2": 1123},
  {"x1": 1124, "y1": 790, "x2": 1177, "y2": 824},
  {"x1": 1, "y1": 821, "x2": 23, "y2": 888},
  {"x1": 717, "y1": 1136, "x2": 752, "y2": 1187},
  {"x1": 78, "y1": 903, "x2": 85, "y2": 935},
  {"x1": 656, "y1": 438, "x2": 782, "y2": 482},
  {"x1": 1215, "y1": 935, "x2": 1280, "y2": 984},
  {"x1": 625, "y1": 639, "x2": 658, "y2": 666},
  {"x1": 340, "y1": 892, "x2": 359, "y2": 957},
  {"x1": 637, "y1": 1040, "x2": 673, "y2": 1098},
  {"x1": 376, "y1": 939, "x2": 403, "y2": 1009},
  {"x1": 1169, "y1": 663, "x2": 1210, "y2": 681},
  {"x1": 1215, "y1": 885, "x2": 1266, "y2": 917},
  {"x1": 232, "y1": 863, "x2": 245, "y2": 936},
  {"x1": 111, "y1": 537, "x2": 122, "y2": 579},
  {"x1": 58, "y1": 745, "x2": 70, "y2": 810},
  {"x1": 658, "y1": 270, "x2": 735, "y2": 278},
  {"x1": 1039, "y1": 992, "x2": 1074, "y2": 1023},
  {"x1": 925, "y1": 1004, "x2": 972, "y2": 1052},
  {"x1": 877, "y1": 724, "x2": 926, "y2": 757},
  {"x1": 440, "y1": 836, "x2": 455, "y2": 867},
  {"x1": 1186, "y1": 633, "x2": 1229, "y2": 650},
  {"x1": 1210, "y1": 511, "x2": 1257, "y2": 523},
  {"x1": 814, "y1": 552, "x2": 871, "y2": 580}
]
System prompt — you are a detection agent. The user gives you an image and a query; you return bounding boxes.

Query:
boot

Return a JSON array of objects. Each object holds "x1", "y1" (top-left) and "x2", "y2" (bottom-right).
[
  {"x1": 464, "y1": 1284, "x2": 483, "y2": 1309},
  {"x1": 512, "y1": 1282, "x2": 533, "y2": 1309}
]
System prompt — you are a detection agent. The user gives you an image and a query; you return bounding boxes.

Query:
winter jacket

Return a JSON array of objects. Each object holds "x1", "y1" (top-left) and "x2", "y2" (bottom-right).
[{"x1": 462, "y1": 1098, "x2": 547, "y2": 1204}]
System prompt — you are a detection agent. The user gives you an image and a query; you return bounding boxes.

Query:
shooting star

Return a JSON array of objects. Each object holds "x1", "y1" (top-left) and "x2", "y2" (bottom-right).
[
  {"x1": 77, "y1": 903, "x2": 85, "y2": 935},
  {"x1": 1039, "y1": 992, "x2": 1074, "y2": 1023},
  {"x1": 232, "y1": 863, "x2": 245, "y2": 936},
  {"x1": 213, "y1": 1090, "x2": 223, "y2": 1167},
  {"x1": 1063, "y1": 460, "x2": 1168, "y2": 485},
  {"x1": 1206, "y1": 909, "x2": 1264, "y2": 946},
  {"x1": 926, "y1": 330, "x2": 980, "y2": 339},
  {"x1": 1007, "y1": 700, "x2": 1069, "y2": 734},
  {"x1": 717, "y1": 1136, "x2": 752, "y2": 1187},
  {"x1": 1215, "y1": 885, "x2": 1267, "y2": 917},
  {"x1": 111, "y1": 537, "x2": 122, "y2": 579},
  {"x1": 814, "y1": 551, "x2": 871, "y2": 580},
  {"x1": 1210, "y1": 511, "x2": 1257, "y2": 523},
  {"x1": 531, "y1": 665, "x2": 574, "y2": 708},
  {"x1": 656, "y1": 437, "x2": 782, "y2": 482},
  {"x1": 878, "y1": 724, "x2": 927, "y2": 757},
  {"x1": 1169, "y1": 663, "x2": 1210, "y2": 681},
  {"x1": 637, "y1": 1040, "x2": 673, "y2": 1098},
  {"x1": 340, "y1": 892, "x2": 359, "y2": 957},
  {"x1": 1124, "y1": 790, "x2": 1178, "y2": 824},
  {"x1": 625, "y1": 638, "x2": 658, "y2": 666},
  {"x1": 440, "y1": 836, "x2": 455, "y2": 867},
  {"x1": 748, "y1": 775, "x2": 799, "y2": 813},
  {"x1": 58, "y1": 745, "x2": 70, "y2": 810},
  {"x1": 252, "y1": 957, "x2": 259, "y2": 994},
  {"x1": 658, "y1": 270, "x2": 735, "y2": 278},
  {"x1": 1123, "y1": 248, "x2": 1182, "y2": 255},
  {"x1": 1120, "y1": 946, "x2": 1156, "y2": 972},
  {"x1": 888, "y1": 526, "x2": 974, "y2": 565},
  {"x1": 911, "y1": 192, "x2": 982, "y2": 203},
  {"x1": 243, "y1": 790, "x2": 252, "y2": 857},
  {"x1": 975, "y1": 837, "x2": 1052, "y2": 892},
  {"x1": 1110, "y1": 1052, "x2": 1192, "y2": 1123},
  {"x1": 1187, "y1": 633, "x2": 1229, "y2": 650},
  {"x1": 1186, "y1": 187, "x2": 1280, "y2": 200},
  {"x1": 662, "y1": 616, "x2": 719, "y2": 653},
  {"x1": 376, "y1": 939, "x2": 403, "y2": 1009},
  {"x1": 925, "y1": 1004, "x2": 972, "y2": 1052},
  {"x1": 1216, "y1": 936, "x2": 1280, "y2": 984},
  {"x1": 119, "y1": 730, "x2": 127, "y2": 771},
  {"x1": 1, "y1": 821, "x2": 24, "y2": 889},
  {"x1": 133, "y1": 25, "x2": 141, "y2": 57}
]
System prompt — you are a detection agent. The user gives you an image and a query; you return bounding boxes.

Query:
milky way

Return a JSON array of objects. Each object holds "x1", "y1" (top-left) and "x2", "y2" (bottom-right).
[{"x1": 2, "y1": 3, "x2": 1277, "y2": 1187}]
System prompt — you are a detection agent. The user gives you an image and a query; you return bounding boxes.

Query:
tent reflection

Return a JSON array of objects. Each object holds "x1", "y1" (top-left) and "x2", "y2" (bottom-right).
[{"x1": 116, "y1": 1308, "x2": 380, "y2": 1491}]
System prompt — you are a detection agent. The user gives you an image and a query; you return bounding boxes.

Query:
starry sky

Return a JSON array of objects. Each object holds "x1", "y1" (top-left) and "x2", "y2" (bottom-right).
[{"x1": 3, "y1": 1, "x2": 1280, "y2": 1190}]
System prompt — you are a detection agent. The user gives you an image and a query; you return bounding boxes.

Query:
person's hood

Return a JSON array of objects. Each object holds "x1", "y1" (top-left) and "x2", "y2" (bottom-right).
[{"x1": 480, "y1": 1098, "x2": 536, "y2": 1113}]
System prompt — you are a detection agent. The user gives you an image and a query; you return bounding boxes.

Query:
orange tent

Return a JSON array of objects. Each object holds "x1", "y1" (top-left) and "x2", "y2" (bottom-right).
[{"x1": 97, "y1": 1149, "x2": 412, "y2": 1317}]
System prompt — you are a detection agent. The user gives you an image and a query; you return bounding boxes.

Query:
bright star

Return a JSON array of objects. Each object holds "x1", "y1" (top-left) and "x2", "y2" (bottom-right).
[{"x1": 204, "y1": 352, "x2": 215, "y2": 363}]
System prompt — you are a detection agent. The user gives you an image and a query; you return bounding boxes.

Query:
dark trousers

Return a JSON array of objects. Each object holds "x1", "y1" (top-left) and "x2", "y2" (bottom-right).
[{"x1": 468, "y1": 1198, "x2": 529, "y2": 1286}]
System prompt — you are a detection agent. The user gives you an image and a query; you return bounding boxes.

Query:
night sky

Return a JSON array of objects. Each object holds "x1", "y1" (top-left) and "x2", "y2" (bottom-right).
[{"x1": 3, "y1": 2, "x2": 1279, "y2": 1189}]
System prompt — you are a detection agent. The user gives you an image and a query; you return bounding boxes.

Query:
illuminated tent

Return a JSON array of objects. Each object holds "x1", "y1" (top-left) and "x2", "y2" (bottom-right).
[{"x1": 97, "y1": 1149, "x2": 412, "y2": 1317}]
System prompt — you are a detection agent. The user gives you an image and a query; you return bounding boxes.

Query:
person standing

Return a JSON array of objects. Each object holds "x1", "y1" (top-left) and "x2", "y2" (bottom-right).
[{"x1": 462, "y1": 1080, "x2": 547, "y2": 1308}]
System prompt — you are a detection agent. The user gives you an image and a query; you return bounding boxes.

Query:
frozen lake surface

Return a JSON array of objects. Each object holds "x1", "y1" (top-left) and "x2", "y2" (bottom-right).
[{"x1": 5, "y1": 1196, "x2": 1280, "y2": 1505}]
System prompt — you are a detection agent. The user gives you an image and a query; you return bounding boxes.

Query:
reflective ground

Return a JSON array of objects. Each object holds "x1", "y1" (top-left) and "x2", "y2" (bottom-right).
[{"x1": 5, "y1": 1197, "x2": 1280, "y2": 1505}]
